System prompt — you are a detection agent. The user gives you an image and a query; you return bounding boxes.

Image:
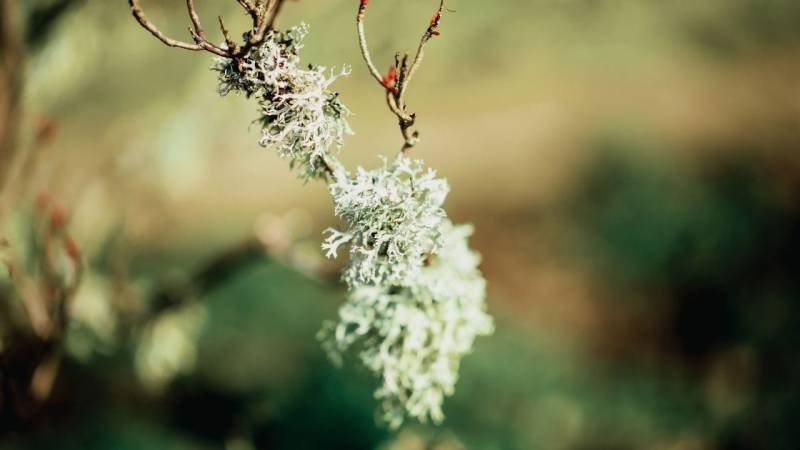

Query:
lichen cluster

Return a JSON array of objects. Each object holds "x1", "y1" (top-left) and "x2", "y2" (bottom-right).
[
  {"x1": 319, "y1": 155, "x2": 493, "y2": 427},
  {"x1": 323, "y1": 156, "x2": 449, "y2": 288},
  {"x1": 212, "y1": 24, "x2": 493, "y2": 430},
  {"x1": 320, "y1": 220, "x2": 493, "y2": 428},
  {"x1": 214, "y1": 24, "x2": 351, "y2": 180}
]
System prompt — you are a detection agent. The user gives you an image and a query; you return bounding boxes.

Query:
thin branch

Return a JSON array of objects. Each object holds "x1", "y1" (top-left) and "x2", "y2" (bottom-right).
[
  {"x1": 218, "y1": 16, "x2": 237, "y2": 53},
  {"x1": 185, "y1": 0, "x2": 206, "y2": 40},
  {"x1": 129, "y1": 0, "x2": 205, "y2": 52},
  {"x1": 184, "y1": 0, "x2": 236, "y2": 58},
  {"x1": 355, "y1": 0, "x2": 447, "y2": 153},
  {"x1": 254, "y1": 0, "x2": 275, "y2": 41},
  {"x1": 236, "y1": 0, "x2": 256, "y2": 11},
  {"x1": 187, "y1": 28, "x2": 232, "y2": 57},
  {"x1": 129, "y1": 0, "x2": 294, "y2": 68},
  {"x1": 234, "y1": 0, "x2": 276, "y2": 58},
  {"x1": 236, "y1": 0, "x2": 259, "y2": 25},
  {"x1": 398, "y1": 0, "x2": 445, "y2": 103},
  {"x1": 386, "y1": 90, "x2": 411, "y2": 122},
  {"x1": 267, "y1": 0, "x2": 288, "y2": 30},
  {"x1": 356, "y1": 0, "x2": 385, "y2": 86},
  {"x1": 321, "y1": 156, "x2": 339, "y2": 181}
]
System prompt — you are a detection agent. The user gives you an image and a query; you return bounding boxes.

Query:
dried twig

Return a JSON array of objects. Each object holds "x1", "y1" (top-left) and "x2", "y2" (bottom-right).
[
  {"x1": 399, "y1": 1, "x2": 445, "y2": 104},
  {"x1": 128, "y1": 0, "x2": 222, "y2": 54},
  {"x1": 267, "y1": 0, "x2": 288, "y2": 32},
  {"x1": 356, "y1": 0, "x2": 447, "y2": 153},
  {"x1": 128, "y1": 0, "x2": 291, "y2": 65}
]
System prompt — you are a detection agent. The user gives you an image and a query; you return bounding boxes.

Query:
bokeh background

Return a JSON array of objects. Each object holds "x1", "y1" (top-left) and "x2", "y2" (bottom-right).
[{"x1": 2, "y1": 0, "x2": 800, "y2": 448}]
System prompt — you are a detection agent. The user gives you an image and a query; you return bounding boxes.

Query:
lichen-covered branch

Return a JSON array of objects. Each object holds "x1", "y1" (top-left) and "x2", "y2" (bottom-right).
[
  {"x1": 213, "y1": 24, "x2": 351, "y2": 181},
  {"x1": 126, "y1": 0, "x2": 493, "y2": 430}
]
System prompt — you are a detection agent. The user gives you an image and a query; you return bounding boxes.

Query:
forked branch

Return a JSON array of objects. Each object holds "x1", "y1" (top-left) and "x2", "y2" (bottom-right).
[
  {"x1": 356, "y1": 0, "x2": 447, "y2": 153},
  {"x1": 128, "y1": 0, "x2": 289, "y2": 65}
]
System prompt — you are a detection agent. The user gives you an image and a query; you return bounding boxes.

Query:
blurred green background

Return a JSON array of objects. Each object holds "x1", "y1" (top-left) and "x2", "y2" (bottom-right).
[{"x1": 2, "y1": 0, "x2": 800, "y2": 448}]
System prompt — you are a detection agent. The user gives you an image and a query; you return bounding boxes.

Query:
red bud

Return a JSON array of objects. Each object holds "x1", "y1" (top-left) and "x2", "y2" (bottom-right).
[{"x1": 382, "y1": 65, "x2": 397, "y2": 91}]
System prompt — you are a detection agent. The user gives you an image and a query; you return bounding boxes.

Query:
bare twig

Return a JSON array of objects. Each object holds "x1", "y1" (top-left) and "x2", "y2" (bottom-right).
[
  {"x1": 356, "y1": 0, "x2": 384, "y2": 86},
  {"x1": 185, "y1": 0, "x2": 206, "y2": 40},
  {"x1": 355, "y1": 0, "x2": 447, "y2": 153},
  {"x1": 233, "y1": 0, "x2": 275, "y2": 59},
  {"x1": 267, "y1": 0, "x2": 288, "y2": 31},
  {"x1": 218, "y1": 16, "x2": 237, "y2": 53},
  {"x1": 129, "y1": 0, "x2": 209, "y2": 52},
  {"x1": 236, "y1": 0, "x2": 255, "y2": 11},
  {"x1": 236, "y1": 0, "x2": 262, "y2": 30},
  {"x1": 398, "y1": 0, "x2": 445, "y2": 103},
  {"x1": 321, "y1": 155, "x2": 342, "y2": 182},
  {"x1": 128, "y1": 0, "x2": 294, "y2": 64}
]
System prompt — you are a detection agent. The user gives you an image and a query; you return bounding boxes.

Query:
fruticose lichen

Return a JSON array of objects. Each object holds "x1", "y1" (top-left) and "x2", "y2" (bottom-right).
[
  {"x1": 323, "y1": 155, "x2": 449, "y2": 289},
  {"x1": 212, "y1": 23, "x2": 493, "y2": 430},
  {"x1": 214, "y1": 24, "x2": 351, "y2": 180},
  {"x1": 319, "y1": 220, "x2": 494, "y2": 428}
]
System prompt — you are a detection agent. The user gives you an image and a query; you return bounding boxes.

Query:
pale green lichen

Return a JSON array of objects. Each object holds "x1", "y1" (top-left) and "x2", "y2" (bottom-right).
[
  {"x1": 319, "y1": 220, "x2": 494, "y2": 429},
  {"x1": 214, "y1": 22, "x2": 494, "y2": 430},
  {"x1": 214, "y1": 24, "x2": 351, "y2": 180},
  {"x1": 323, "y1": 155, "x2": 449, "y2": 289}
]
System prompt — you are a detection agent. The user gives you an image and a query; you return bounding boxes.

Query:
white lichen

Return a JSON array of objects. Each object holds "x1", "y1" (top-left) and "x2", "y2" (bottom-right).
[
  {"x1": 213, "y1": 24, "x2": 351, "y2": 180},
  {"x1": 323, "y1": 155, "x2": 449, "y2": 288},
  {"x1": 212, "y1": 22, "x2": 493, "y2": 430},
  {"x1": 319, "y1": 220, "x2": 494, "y2": 429}
]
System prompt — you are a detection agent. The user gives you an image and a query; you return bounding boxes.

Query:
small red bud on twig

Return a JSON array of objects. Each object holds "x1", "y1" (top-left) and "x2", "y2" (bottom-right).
[
  {"x1": 382, "y1": 65, "x2": 398, "y2": 92},
  {"x1": 430, "y1": 11, "x2": 441, "y2": 35}
]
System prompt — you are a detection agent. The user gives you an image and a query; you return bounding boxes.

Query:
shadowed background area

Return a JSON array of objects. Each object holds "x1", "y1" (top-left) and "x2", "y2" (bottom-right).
[{"x1": 2, "y1": 0, "x2": 800, "y2": 448}]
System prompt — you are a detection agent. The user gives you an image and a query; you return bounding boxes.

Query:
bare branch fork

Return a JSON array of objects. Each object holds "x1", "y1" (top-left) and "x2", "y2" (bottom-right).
[
  {"x1": 357, "y1": 0, "x2": 447, "y2": 153},
  {"x1": 128, "y1": 0, "x2": 288, "y2": 69}
]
